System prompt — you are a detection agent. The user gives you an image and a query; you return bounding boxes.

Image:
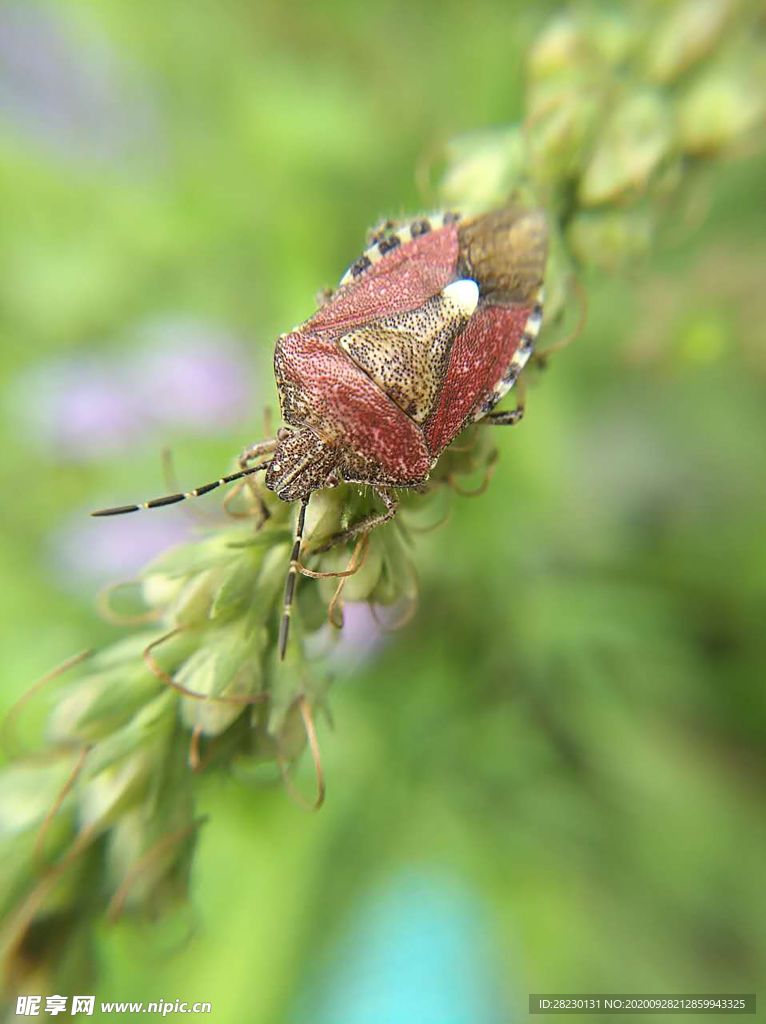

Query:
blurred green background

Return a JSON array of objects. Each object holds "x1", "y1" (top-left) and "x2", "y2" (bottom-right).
[{"x1": 1, "y1": 0, "x2": 765, "y2": 1021}]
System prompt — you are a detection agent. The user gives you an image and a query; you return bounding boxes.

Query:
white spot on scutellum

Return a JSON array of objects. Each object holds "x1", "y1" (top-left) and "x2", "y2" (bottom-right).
[{"x1": 441, "y1": 279, "x2": 479, "y2": 319}]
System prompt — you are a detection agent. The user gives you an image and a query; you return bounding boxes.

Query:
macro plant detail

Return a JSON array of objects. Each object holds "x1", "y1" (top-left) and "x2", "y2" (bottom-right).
[{"x1": 1, "y1": 0, "x2": 764, "y2": 1005}]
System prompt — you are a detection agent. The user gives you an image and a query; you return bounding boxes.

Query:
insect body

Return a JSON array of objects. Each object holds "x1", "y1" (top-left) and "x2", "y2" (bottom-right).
[
  {"x1": 269, "y1": 207, "x2": 547, "y2": 502},
  {"x1": 93, "y1": 205, "x2": 548, "y2": 656}
]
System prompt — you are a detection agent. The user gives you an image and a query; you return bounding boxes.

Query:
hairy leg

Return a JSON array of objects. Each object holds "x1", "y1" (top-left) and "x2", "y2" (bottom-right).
[
  {"x1": 313, "y1": 489, "x2": 399, "y2": 552},
  {"x1": 478, "y1": 407, "x2": 524, "y2": 427},
  {"x1": 239, "y1": 437, "x2": 279, "y2": 524}
]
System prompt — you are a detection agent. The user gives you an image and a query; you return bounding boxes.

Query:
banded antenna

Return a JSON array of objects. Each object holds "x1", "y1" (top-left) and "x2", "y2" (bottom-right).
[
  {"x1": 90, "y1": 462, "x2": 272, "y2": 516},
  {"x1": 278, "y1": 495, "x2": 310, "y2": 660}
]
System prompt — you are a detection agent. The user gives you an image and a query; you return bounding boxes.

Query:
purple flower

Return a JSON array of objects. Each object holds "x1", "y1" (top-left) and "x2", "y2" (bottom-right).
[
  {"x1": 16, "y1": 358, "x2": 144, "y2": 459},
  {"x1": 126, "y1": 318, "x2": 255, "y2": 431},
  {"x1": 14, "y1": 318, "x2": 257, "y2": 462},
  {"x1": 0, "y1": 4, "x2": 159, "y2": 164},
  {"x1": 51, "y1": 509, "x2": 193, "y2": 593},
  {"x1": 336, "y1": 602, "x2": 386, "y2": 662},
  {"x1": 304, "y1": 602, "x2": 387, "y2": 671}
]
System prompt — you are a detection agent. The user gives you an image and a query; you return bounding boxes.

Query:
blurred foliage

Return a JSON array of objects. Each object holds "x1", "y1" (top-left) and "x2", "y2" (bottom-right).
[{"x1": 0, "y1": 0, "x2": 765, "y2": 1021}]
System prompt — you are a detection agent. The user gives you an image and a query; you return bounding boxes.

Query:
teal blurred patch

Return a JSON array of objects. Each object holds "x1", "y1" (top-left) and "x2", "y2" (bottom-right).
[{"x1": 292, "y1": 871, "x2": 505, "y2": 1024}]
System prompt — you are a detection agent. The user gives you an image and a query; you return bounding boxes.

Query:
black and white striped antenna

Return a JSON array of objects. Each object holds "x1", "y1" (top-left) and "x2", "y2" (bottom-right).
[{"x1": 90, "y1": 462, "x2": 271, "y2": 516}]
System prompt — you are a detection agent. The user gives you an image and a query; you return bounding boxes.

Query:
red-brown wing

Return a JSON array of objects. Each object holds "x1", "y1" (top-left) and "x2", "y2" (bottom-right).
[
  {"x1": 307, "y1": 225, "x2": 460, "y2": 338},
  {"x1": 424, "y1": 302, "x2": 532, "y2": 456},
  {"x1": 275, "y1": 329, "x2": 431, "y2": 484}
]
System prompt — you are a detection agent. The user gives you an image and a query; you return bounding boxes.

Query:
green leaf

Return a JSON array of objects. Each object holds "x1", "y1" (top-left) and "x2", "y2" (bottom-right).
[{"x1": 210, "y1": 549, "x2": 263, "y2": 620}]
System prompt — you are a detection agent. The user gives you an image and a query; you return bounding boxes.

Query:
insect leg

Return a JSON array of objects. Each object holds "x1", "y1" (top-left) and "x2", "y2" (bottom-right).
[
  {"x1": 478, "y1": 373, "x2": 527, "y2": 428},
  {"x1": 237, "y1": 440, "x2": 278, "y2": 525},
  {"x1": 239, "y1": 437, "x2": 279, "y2": 463},
  {"x1": 279, "y1": 495, "x2": 310, "y2": 660},
  {"x1": 530, "y1": 274, "x2": 587, "y2": 365},
  {"x1": 478, "y1": 408, "x2": 524, "y2": 427},
  {"x1": 315, "y1": 286, "x2": 335, "y2": 308},
  {"x1": 314, "y1": 489, "x2": 399, "y2": 553}
]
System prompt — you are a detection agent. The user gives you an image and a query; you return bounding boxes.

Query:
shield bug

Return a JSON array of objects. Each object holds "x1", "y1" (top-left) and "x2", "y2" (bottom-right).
[{"x1": 93, "y1": 204, "x2": 548, "y2": 656}]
